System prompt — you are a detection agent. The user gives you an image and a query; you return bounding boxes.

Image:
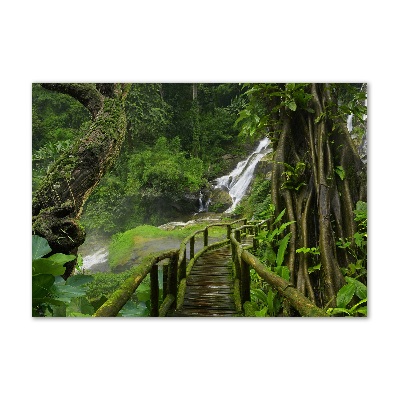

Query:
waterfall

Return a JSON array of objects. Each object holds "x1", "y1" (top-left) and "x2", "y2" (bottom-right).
[
  {"x1": 82, "y1": 248, "x2": 109, "y2": 271},
  {"x1": 347, "y1": 114, "x2": 353, "y2": 133},
  {"x1": 197, "y1": 190, "x2": 211, "y2": 212},
  {"x1": 214, "y1": 136, "x2": 271, "y2": 213}
]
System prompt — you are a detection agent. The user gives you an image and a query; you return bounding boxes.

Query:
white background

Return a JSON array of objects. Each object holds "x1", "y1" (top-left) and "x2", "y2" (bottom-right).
[{"x1": 1, "y1": 1, "x2": 398, "y2": 399}]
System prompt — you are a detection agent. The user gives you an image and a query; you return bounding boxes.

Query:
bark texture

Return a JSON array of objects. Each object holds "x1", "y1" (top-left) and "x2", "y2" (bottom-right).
[
  {"x1": 269, "y1": 83, "x2": 366, "y2": 308},
  {"x1": 32, "y1": 83, "x2": 130, "y2": 278}
]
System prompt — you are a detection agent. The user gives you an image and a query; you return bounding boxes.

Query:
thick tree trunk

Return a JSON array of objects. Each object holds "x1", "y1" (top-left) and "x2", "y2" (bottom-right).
[
  {"x1": 32, "y1": 83, "x2": 129, "y2": 278},
  {"x1": 269, "y1": 83, "x2": 366, "y2": 309}
]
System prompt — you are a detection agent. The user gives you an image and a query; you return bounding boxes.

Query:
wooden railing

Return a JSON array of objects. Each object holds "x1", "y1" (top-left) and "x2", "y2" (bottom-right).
[
  {"x1": 230, "y1": 222, "x2": 327, "y2": 317},
  {"x1": 94, "y1": 216, "x2": 327, "y2": 317},
  {"x1": 174, "y1": 218, "x2": 247, "y2": 310},
  {"x1": 94, "y1": 249, "x2": 179, "y2": 317},
  {"x1": 94, "y1": 218, "x2": 248, "y2": 317}
]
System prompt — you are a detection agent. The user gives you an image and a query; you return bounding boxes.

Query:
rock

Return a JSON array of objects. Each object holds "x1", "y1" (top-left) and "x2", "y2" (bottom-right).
[
  {"x1": 255, "y1": 150, "x2": 274, "y2": 176},
  {"x1": 208, "y1": 188, "x2": 233, "y2": 213}
]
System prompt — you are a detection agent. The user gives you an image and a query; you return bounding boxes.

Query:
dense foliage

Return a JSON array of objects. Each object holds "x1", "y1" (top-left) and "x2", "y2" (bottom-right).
[
  {"x1": 32, "y1": 83, "x2": 245, "y2": 234},
  {"x1": 236, "y1": 83, "x2": 367, "y2": 312},
  {"x1": 32, "y1": 82, "x2": 367, "y2": 317}
]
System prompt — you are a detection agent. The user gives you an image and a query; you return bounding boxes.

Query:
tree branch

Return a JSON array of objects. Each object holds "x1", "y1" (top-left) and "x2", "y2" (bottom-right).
[{"x1": 40, "y1": 83, "x2": 103, "y2": 117}]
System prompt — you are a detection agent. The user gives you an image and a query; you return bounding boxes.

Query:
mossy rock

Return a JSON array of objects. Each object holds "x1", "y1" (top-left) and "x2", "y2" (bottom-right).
[{"x1": 208, "y1": 188, "x2": 233, "y2": 213}]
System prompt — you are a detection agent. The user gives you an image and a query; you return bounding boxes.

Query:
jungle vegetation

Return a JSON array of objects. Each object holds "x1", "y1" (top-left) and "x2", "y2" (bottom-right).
[{"x1": 32, "y1": 82, "x2": 367, "y2": 316}]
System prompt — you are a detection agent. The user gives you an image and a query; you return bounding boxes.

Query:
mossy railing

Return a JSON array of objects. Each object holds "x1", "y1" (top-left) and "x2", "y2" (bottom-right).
[
  {"x1": 94, "y1": 218, "x2": 248, "y2": 317},
  {"x1": 174, "y1": 218, "x2": 247, "y2": 311},
  {"x1": 94, "y1": 249, "x2": 179, "y2": 317},
  {"x1": 94, "y1": 217, "x2": 327, "y2": 317},
  {"x1": 230, "y1": 222, "x2": 328, "y2": 317}
]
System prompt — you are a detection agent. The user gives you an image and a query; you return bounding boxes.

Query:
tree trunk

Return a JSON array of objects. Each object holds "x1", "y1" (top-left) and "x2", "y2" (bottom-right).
[
  {"x1": 32, "y1": 83, "x2": 130, "y2": 278},
  {"x1": 269, "y1": 83, "x2": 366, "y2": 308}
]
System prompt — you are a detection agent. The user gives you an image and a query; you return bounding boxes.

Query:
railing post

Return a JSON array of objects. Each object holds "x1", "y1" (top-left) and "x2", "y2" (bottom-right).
[
  {"x1": 241, "y1": 259, "x2": 251, "y2": 304},
  {"x1": 204, "y1": 227, "x2": 208, "y2": 247},
  {"x1": 190, "y1": 236, "x2": 195, "y2": 260},
  {"x1": 170, "y1": 253, "x2": 178, "y2": 309},
  {"x1": 150, "y1": 263, "x2": 159, "y2": 317},
  {"x1": 235, "y1": 229, "x2": 241, "y2": 243},
  {"x1": 227, "y1": 224, "x2": 231, "y2": 240},
  {"x1": 179, "y1": 248, "x2": 187, "y2": 281}
]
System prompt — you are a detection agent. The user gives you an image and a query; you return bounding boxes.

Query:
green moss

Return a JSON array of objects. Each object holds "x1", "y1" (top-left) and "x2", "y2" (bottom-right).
[
  {"x1": 176, "y1": 278, "x2": 187, "y2": 310},
  {"x1": 233, "y1": 278, "x2": 242, "y2": 312},
  {"x1": 108, "y1": 223, "x2": 228, "y2": 270},
  {"x1": 243, "y1": 301, "x2": 256, "y2": 317}
]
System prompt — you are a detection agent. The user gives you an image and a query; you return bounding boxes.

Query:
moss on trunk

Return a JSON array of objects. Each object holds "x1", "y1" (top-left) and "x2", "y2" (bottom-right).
[{"x1": 32, "y1": 84, "x2": 129, "y2": 278}]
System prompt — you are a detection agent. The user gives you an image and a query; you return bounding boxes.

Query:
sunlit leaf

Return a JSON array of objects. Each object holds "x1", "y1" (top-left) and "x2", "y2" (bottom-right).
[
  {"x1": 48, "y1": 253, "x2": 76, "y2": 265},
  {"x1": 287, "y1": 101, "x2": 297, "y2": 111},
  {"x1": 255, "y1": 307, "x2": 267, "y2": 317},
  {"x1": 336, "y1": 283, "x2": 356, "y2": 308},
  {"x1": 335, "y1": 166, "x2": 345, "y2": 180},
  {"x1": 32, "y1": 259, "x2": 66, "y2": 276},
  {"x1": 276, "y1": 233, "x2": 291, "y2": 267},
  {"x1": 345, "y1": 277, "x2": 367, "y2": 300}
]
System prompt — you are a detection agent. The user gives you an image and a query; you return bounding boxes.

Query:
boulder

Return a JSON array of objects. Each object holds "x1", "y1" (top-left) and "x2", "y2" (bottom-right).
[{"x1": 208, "y1": 188, "x2": 233, "y2": 213}]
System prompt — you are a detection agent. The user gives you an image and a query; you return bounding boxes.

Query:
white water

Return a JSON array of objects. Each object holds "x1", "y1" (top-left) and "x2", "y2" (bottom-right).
[
  {"x1": 82, "y1": 248, "x2": 108, "y2": 271},
  {"x1": 198, "y1": 190, "x2": 211, "y2": 212},
  {"x1": 347, "y1": 114, "x2": 353, "y2": 132},
  {"x1": 214, "y1": 136, "x2": 271, "y2": 213}
]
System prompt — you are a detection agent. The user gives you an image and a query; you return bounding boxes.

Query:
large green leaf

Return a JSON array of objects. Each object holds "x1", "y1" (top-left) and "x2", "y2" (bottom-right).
[
  {"x1": 48, "y1": 253, "x2": 76, "y2": 266},
  {"x1": 272, "y1": 209, "x2": 286, "y2": 226},
  {"x1": 32, "y1": 274, "x2": 55, "y2": 298},
  {"x1": 32, "y1": 259, "x2": 66, "y2": 276},
  {"x1": 276, "y1": 221, "x2": 296, "y2": 236},
  {"x1": 336, "y1": 283, "x2": 356, "y2": 308},
  {"x1": 32, "y1": 235, "x2": 52, "y2": 260},
  {"x1": 280, "y1": 266, "x2": 290, "y2": 281},
  {"x1": 251, "y1": 289, "x2": 269, "y2": 304},
  {"x1": 345, "y1": 277, "x2": 367, "y2": 300},
  {"x1": 51, "y1": 283, "x2": 87, "y2": 303},
  {"x1": 276, "y1": 233, "x2": 291, "y2": 267}
]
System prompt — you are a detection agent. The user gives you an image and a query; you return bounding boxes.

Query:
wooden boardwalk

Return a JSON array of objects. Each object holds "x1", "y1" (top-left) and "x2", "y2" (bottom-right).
[{"x1": 171, "y1": 237, "x2": 253, "y2": 317}]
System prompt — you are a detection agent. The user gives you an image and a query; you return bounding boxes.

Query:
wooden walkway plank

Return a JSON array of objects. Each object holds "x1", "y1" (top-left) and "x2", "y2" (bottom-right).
[{"x1": 169, "y1": 237, "x2": 253, "y2": 317}]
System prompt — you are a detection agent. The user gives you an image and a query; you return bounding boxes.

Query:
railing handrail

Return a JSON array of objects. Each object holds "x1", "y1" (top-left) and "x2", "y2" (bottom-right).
[
  {"x1": 94, "y1": 218, "x2": 251, "y2": 317},
  {"x1": 93, "y1": 216, "x2": 323, "y2": 318},
  {"x1": 94, "y1": 249, "x2": 179, "y2": 317},
  {"x1": 230, "y1": 222, "x2": 327, "y2": 317}
]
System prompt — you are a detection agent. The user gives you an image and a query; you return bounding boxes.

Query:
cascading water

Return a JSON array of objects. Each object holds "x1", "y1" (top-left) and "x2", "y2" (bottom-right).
[
  {"x1": 347, "y1": 114, "x2": 353, "y2": 133},
  {"x1": 214, "y1": 136, "x2": 272, "y2": 213},
  {"x1": 197, "y1": 190, "x2": 211, "y2": 212}
]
